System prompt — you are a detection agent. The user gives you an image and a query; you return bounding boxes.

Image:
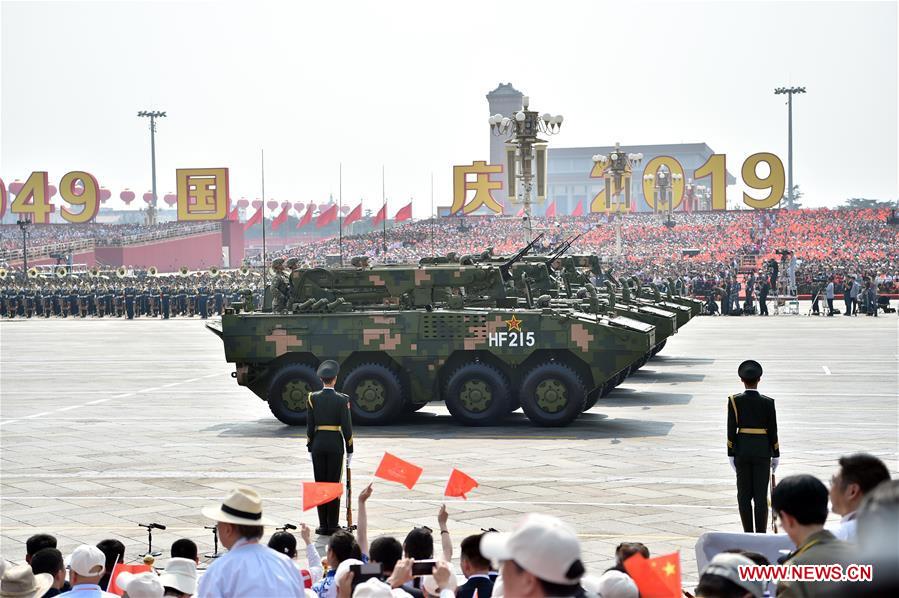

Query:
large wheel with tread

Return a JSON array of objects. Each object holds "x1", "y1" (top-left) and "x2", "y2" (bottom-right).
[
  {"x1": 519, "y1": 362, "x2": 586, "y2": 427},
  {"x1": 650, "y1": 339, "x2": 667, "y2": 357},
  {"x1": 343, "y1": 363, "x2": 405, "y2": 425},
  {"x1": 444, "y1": 362, "x2": 511, "y2": 426},
  {"x1": 267, "y1": 363, "x2": 321, "y2": 425}
]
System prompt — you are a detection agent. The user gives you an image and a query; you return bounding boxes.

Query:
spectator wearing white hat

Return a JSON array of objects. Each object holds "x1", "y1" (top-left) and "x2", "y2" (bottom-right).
[
  {"x1": 480, "y1": 514, "x2": 587, "y2": 598},
  {"x1": 0, "y1": 564, "x2": 53, "y2": 598},
  {"x1": 66, "y1": 544, "x2": 118, "y2": 597},
  {"x1": 197, "y1": 487, "x2": 304, "y2": 598},
  {"x1": 116, "y1": 571, "x2": 164, "y2": 598},
  {"x1": 158, "y1": 558, "x2": 197, "y2": 597}
]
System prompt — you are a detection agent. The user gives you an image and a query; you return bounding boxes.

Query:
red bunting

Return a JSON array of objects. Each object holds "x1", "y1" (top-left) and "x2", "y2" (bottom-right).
[
  {"x1": 302, "y1": 482, "x2": 344, "y2": 511},
  {"x1": 444, "y1": 468, "x2": 478, "y2": 499},
  {"x1": 297, "y1": 206, "x2": 314, "y2": 229},
  {"x1": 271, "y1": 206, "x2": 290, "y2": 231},
  {"x1": 317, "y1": 204, "x2": 338, "y2": 228},
  {"x1": 344, "y1": 203, "x2": 363, "y2": 226},
  {"x1": 395, "y1": 202, "x2": 412, "y2": 222},
  {"x1": 243, "y1": 207, "x2": 263, "y2": 231},
  {"x1": 372, "y1": 204, "x2": 387, "y2": 226},
  {"x1": 375, "y1": 452, "x2": 423, "y2": 489},
  {"x1": 623, "y1": 552, "x2": 682, "y2": 598}
]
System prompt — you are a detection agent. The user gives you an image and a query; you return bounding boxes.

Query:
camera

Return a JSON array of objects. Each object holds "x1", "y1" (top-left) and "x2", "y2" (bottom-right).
[{"x1": 350, "y1": 563, "x2": 385, "y2": 587}]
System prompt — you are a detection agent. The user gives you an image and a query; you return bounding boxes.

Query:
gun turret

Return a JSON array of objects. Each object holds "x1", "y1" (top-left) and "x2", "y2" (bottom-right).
[{"x1": 500, "y1": 233, "x2": 545, "y2": 283}]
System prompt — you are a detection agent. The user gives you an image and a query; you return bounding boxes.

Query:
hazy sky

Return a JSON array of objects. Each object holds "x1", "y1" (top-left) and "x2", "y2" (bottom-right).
[{"x1": 1, "y1": 0, "x2": 896, "y2": 216}]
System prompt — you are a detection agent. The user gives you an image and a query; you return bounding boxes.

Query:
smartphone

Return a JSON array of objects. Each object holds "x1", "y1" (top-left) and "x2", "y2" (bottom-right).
[
  {"x1": 411, "y1": 560, "x2": 437, "y2": 576},
  {"x1": 350, "y1": 562, "x2": 384, "y2": 586}
]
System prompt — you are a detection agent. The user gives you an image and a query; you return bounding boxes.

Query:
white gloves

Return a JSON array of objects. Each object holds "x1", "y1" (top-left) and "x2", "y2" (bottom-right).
[
  {"x1": 729, "y1": 457, "x2": 736, "y2": 472},
  {"x1": 771, "y1": 458, "x2": 779, "y2": 472},
  {"x1": 346, "y1": 454, "x2": 353, "y2": 468}
]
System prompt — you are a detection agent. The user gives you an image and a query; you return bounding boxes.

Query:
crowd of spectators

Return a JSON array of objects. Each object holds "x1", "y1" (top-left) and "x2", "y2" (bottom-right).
[{"x1": 1, "y1": 452, "x2": 895, "y2": 598}]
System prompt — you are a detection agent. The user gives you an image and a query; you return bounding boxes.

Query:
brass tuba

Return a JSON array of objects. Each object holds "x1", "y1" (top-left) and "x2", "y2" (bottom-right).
[
  {"x1": 90, "y1": 266, "x2": 100, "y2": 278},
  {"x1": 27, "y1": 267, "x2": 39, "y2": 279},
  {"x1": 147, "y1": 266, "x2": 158, "y2": 277},
  {"x1": 239, "y1": 265, "x2": 250, "y2": 276},
  {"x1": 0, "y1": 268, "x2": 6, "y2": 280},
  {"x1": 209, "y1": 266, "x2": 220, "y2": 278},
  {"x1": 179, "y1": 265, "x2": 189, "y2": 277},
  {"x1": 55, "y1": 266, "x2": 68, "y2": 278},
  {"x1": 116, "y1": 266, "x2": 127, "y2": 278}
]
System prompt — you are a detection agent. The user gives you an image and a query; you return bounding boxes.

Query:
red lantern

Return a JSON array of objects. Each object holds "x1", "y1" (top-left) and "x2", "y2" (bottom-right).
[
  {"x1": 163, "y1": 193, "x2": 177, "y2": 206},
  {"x1": 47, "y1": 185, "x2": 57, "y2": 198},
  {"x1": 307, "y1": 202, "x2": 317, "y2": 211},
  {"x1": 143, "y1": 192, "x2": 154, "y2": 204},
  {"x1": 237, "y1": 199, "x2": 249, "y2": 209},
  {"x1": 266, "y1": 200, "x2": 278, "y2": 211},
  {"x1": 120, "y1": 189, "x2": 135, "y2": 204},
  {"x1": 99, "y1": 188, "x2": 112, "y2": 202},
  {"x1": 293, "y1": 202, "x2": 304, "y2": 213},
  {"x1": 252, "y1": 199, "x2": 263, "y2": 209},
  {"x1": 9, "y1": 180, "x2": 23, "y2": 195},
  {"x1": 280, "y1": 201, "x2": 290, "y2": 209}
]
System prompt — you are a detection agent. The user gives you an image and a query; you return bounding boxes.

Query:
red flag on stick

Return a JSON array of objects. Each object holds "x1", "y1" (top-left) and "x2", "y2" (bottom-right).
[
  {"x1": 297, "y1": 206, "x2": 314, "y2": 229},
  {"x1": 228, "y1": 207, "x2": 240, "y2": 222},
  {"x1": 302, "y1": 482, "x2": 344, "y2": 511},
  {"x1": 516, "y1": 207, "x2": 525, "y2": 217},
  {"x1": 372, "y1": 204, "x2": 387, "y2": 226},
  {"x1": 317, "y1": 204, "x2": 338, "y2": 228},
  {"x1": 344, "y1": 203, "x2": 363, "y2": 226},
  {"x1": 375, "y1": 452, "x2": 423, "y2": 490},
  {"x1": 395, "y1": 202, "x2": 412, "y2": 222},
  {"x1": 107, "y1": 563, "x2": 152, "y2": 595},
  {"x1": 243, "y1": 207, "x2": 263, "y2": 231},
  {"x1": 544, "y1": 200, "x2": 556, "y2": 218},
  {"x1": 444, "y1": 468, "x2": 478, "y2": 499},
  {"x1": 623, "y1": 552, "x2": 682, "y2": 598},
  {"x1": 271, "y1": 206, "x2": 289, "y2": 231},
  {"x1": 571, "y1": 200, "x2": 583, "y2": 217}
]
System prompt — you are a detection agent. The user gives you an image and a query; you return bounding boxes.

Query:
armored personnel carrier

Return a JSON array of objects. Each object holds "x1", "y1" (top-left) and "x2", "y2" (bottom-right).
[{"x1": 208, "y1": 241, "x2": 656, "y2": 428}]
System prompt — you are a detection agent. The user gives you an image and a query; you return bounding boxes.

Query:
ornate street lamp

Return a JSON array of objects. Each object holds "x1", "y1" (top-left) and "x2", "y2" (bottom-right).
[
  {"x1": 17, "y1": 216, "x2": 31, "y2": 273},
  {"x1": 137, "y1": 110, "x2": 166, "y2": 225},
  {"x1": 489, "y1": 95, "x2": 563, "y2": 243},
  {"x1": 644, "y1": 166, "x2": 682, "y2": 225},
  {"x1": 592, "y1": 143, "x2": 643, "y2": 211}
]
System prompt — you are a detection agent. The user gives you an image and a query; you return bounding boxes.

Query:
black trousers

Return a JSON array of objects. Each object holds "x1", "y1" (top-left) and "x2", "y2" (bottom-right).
[
  {"x1": 735, "y1": 456, "x2": 771, "y2": 533},
  {"x1": 311, "y1": 450, "x2": 344, "y2": 529},
  {"x1": 827, "y1": 298, "x2": 834, "y2": 315},
  {"x1": 759, "y1": 295, "x2": 768, "y2": 315}
]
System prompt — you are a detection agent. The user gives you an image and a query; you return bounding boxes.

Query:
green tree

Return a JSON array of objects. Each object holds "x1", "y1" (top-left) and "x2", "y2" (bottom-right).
[
  {"x1": 841, "y1": 198, "x2": 895, "y2": 210},
  {"x1": 780, "y1": 184, "x2": 803, "y2": 210}
]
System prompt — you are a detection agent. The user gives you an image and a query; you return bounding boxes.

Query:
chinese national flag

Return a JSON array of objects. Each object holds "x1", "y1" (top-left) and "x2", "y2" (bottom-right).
[
  {"x1": 228, "y1": 207, "x2": 240, "y2": 222},
  {"x1": 271, "y1": 206, "x2": 290, "y2": 231},
  {"x1": 623, "y1": 552, "x2": 682, "y2": 598},
  {"x1": 344, "y1": 203, "x2": 363, "y2": 227},
  {"x1": 316, "y1": 204, "x2": 337, "y2": 228},
  {"x1": 372, "y1": 204, "x2": 387, "y2": 226},
  {"x1": 297, "y1": 206, "x2": 314, "y2": 229},
  {"x1": 394, "y1": 202, "x2": 412, "y2": 222},
  {"x1": 444, "y1": 468, "x2": 478, "y2": 499},
  {"x1": 243, "y1": 207, "x2": 263, "y2": 231},
  {"x1": 544, "y1": 200, "x2": 556, "y2": 218},
  {"x1": 375, "y1": 452, "x2": 423, "y2": 490},
  {"x1": 571, "y1": 200, "x2": 583, "y2": 217},
  {"x1": 302, "y1": 482, "x2": 343, "y2": 511},
  {"x1": 107, "y1": 563, "x2": 152, "y2": 595}
]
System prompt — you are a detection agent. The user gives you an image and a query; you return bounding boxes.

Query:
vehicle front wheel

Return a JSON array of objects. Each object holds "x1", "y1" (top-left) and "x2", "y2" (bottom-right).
[
  {"x1": 343, "y1": 363, "x2": 405, "y2": 425},
  {"x1": 519, "y1": 362, "x2": 586, "y2": 427},
  {"x1": 444, "y1": 362, "x2": 510, "y2": 426},
  {"x1": 267, "y1": 363, "x2": 321, "y2": 426}
]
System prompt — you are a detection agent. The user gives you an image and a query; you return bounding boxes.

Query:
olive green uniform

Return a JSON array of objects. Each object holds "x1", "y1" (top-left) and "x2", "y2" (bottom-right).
[
  {"x1": 307, "y1": 387, "x2": 353, "y2": 531},
  {"x1": 271, "y1": 272, "x2": 290, "y2": 312},
  {"x1": 727, "y1": 390, "x2": 779, "y2": 533}
]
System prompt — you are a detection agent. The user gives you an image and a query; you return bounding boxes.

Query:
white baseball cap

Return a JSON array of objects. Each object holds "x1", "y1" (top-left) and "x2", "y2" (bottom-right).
[
  {"x1": 68, "y1": 545, "x2": 106, "y2": 577},
  {"x1": 158, "y1": 557, "x2": 197, "y2": 595},
  {"x1": 702, "y1": 553, "x2": 764, "y2": 598},
  {"x1": 480, "y1": 513, "x2": 585, "y2": 586},
  {"x1": 116, "y1": 571, "x2": 164, "y2": 598},
  {"x1": 595, "y1": 570, "x2": 639, "y2": 598}
]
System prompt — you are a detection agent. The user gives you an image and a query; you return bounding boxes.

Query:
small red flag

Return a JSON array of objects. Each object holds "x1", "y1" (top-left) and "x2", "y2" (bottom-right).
[
  {"x1": 317, "y1": 204, "x2": 338, "y2": 228},
  {"x1": 516, "y1": 207, "x2": 525, "y2": 217},
  {"x1": 243, "y1": 207, "x2": 263, "y2": 231},
  {"x1": 444, "y1": 468, "x2": 478, "y2": 499},
  {"x1": 271, "y1": 206, "x2": 290, "y2": 231},
  {"x1": 375, "y1": 452, "x2": 423, "y2": 489},
  {"x1": 395, "y1": 202, "x2": 412, "y2": 222},
  {"x1": 228, "y1": 207, "x2": 240, "y2": 222},
  {"x1": 344, "y1": 203, "x2": 363, "y2": 226},
  {"x1": 107, "y1": 563, "x2": 152, "y2": 595},
  {"x1": 623, "y1": 552, "x2": 682, "y2": 598},
  {"x1": 372, "y1": 204, "x2": 387, "y2": 226},
  {"x1": 571, "y1": 200, "x2": 583, "y2": 217},
  {"x1": 297, "y1": 206, "x2": 314, "y2": 229},
  {"x1": 302, "y1": 482, "x2": 344, "y2": 511},
  {"x1": 544, "y1": 200, "x2": 556, "y2": 218}
]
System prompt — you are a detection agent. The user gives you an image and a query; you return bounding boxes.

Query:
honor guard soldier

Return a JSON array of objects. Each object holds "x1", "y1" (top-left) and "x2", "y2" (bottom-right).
[
  {"x1": 270, "y1": 258, "x2": 290, "y2": 313},
  {"x1": 306, "y1": 360, "x2": 353, "y2": 535},
  {"x1": 727, "y1": 359, "x2": 780, "y2": 533}
]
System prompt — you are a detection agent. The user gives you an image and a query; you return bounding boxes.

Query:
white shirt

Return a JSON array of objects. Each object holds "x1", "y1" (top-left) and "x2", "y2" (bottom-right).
[
  {"x1": 198, "y1": 537, "x2": 304, "y2": 598},
  {"x1": 293, "y1": 543, "x2": 324, "y2": 585},
  {"x1": 63, "y1": 583, "x2": 118, "y2": 597},
  {"x1": 831, "y1": 512, "x2": 858, "y2": 542}
]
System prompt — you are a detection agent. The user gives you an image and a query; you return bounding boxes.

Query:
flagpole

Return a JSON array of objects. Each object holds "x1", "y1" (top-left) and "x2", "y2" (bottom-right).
[
  {"x1": 381, "y1": 164, "x2": 387, "y2": 255},
  {"x1": 261, "y1": 149, "x2": 267, "y2": 290},
  {"x1": 430, "y1": 173, "x2": 435, "y2": 257},
  {"x1": 339, "y1": 162, "x2": 343, "y2": 267}
]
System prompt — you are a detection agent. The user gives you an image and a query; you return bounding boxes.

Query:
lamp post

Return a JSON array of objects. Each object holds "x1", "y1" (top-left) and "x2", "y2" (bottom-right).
[
  {"x1": 644, "y1": 166, "x2": 682, "y2": 226},
  {"x1": 592, "y1": 143, "x2": 643, "y2": 211},
  {"x1": 489, "y1": 95, "x2": 563, "y2": 244},
  {"x1": 17, "y1": 216, "x2": 30, "y2": 273},
  {"x1": 137, "y1": 110, "x2": 167, "y2": 225},
  {"x1": 774, "y1": 86, "x2": 805, "y2": 209}
]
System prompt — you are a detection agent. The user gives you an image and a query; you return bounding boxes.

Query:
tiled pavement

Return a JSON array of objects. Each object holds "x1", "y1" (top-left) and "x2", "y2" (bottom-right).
[{"x1": 1, "y1": 311, "x2": 896, "y2": 586}]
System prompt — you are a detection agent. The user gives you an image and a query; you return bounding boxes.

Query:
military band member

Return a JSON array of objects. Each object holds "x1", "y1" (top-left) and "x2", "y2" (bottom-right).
[
  {"x1": 727, "y1": 359, "x2": 780, "y2": 533},
  {"x1": 306, "y1": 360, "x2": 353, "y2": 535},
  {"x1": 270, "y1": 258, "x2": 289, "y2": 313}
]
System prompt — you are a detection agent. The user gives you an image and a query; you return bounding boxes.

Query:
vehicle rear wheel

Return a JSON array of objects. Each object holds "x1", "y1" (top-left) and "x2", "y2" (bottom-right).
[
  {"x1": 519, "y1": 362, "x2": 586, "y2": 427},
  {"x1": 343, "y1": 363, "x2": 405, "y2": 425},
  {"x1": 650, "y1": 339, "x2": 667, "y2": 357},
  {"x1": 267, "y1": 363, "x2": 321, "y2": 426},
  {"x1": 444, "y1": 362, "x2": 510, "y2": 426}
]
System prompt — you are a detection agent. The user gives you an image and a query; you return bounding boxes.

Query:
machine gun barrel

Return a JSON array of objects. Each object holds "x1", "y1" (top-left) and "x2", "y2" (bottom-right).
[{"x1": 500, "y1": 233, "x2": 545, "y2": 281}]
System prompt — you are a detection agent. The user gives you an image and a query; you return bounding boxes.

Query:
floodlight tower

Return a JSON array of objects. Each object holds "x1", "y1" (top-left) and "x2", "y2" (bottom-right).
[
  {"x1": 137, "y1": 110, "x2": 167, "y2": 225},
  {"x1": 773, "y1": 87, "x2": 805, "y2": 209}
]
